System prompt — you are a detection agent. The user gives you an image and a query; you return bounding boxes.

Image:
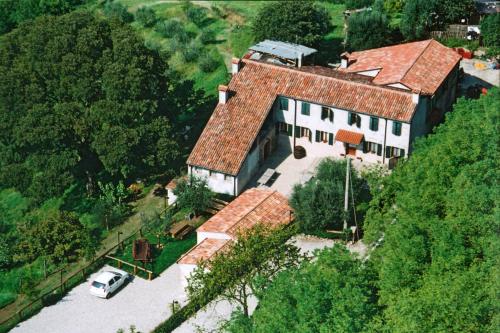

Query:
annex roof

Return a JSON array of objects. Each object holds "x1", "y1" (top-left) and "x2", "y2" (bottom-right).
[
  {"x1": 187, "y1": 59, "x2": 417, "y2": 175},
  {"x1": 249, "y1": 40, "x2": 317, "y2": 60},
  {"x1": 177, "y1": 238, "x2": 230, "y2": 265},
  {"x1": 340, "y1": 40, "x2": 461, "y2": 95},
  {"x1": 335, "y1": 129, "x2": 364, "y2": 145},
  {"x1": 197, "y1": 188, "x2": 293, "y2": 236}
]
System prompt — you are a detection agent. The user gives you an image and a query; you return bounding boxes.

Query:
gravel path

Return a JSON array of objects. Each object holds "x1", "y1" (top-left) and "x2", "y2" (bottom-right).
[{"x1": 11, "y1": 264, "x2": 188, "y2": 333}]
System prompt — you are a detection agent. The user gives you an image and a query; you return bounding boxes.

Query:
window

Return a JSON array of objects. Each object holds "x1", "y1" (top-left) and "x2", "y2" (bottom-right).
[
  {"x1": 301, "y1": 102, "x2": 310, "y2": 116},
  {"x1": 392, "y1": 121, "x2": 402, "y2": 136},
  {"x1": 363, "y1": 141, "x2": 382, "y2": 156},
  {"x1": 369, "y1": 117, "x2": 379, "y2": 131},
  {"x1": 315, "y1": 130, "x2": 333, "y2": 145},
  {"x1": 277, "y1": 122, "x2": 289, "y2": 134},
  {"x1": 209, "y1": 170, "x2": 214, "y2": 177},
  {"x1": 224, "y1": 174, "x2": 230, "y2": 181},
  {"x1": 295, "y1": 126, "x2": 311, "y2": 140},
  {"x1": 385, "y1": 146, "x2": 405, "y2": 158},
  {"x1": 279, "y1": 97, "x2": 289, "y2": 111},
  {"x1": 321, "y1": 106, "x2": 334, "y2": 122},
  {"x1": 348, "y1": 112, "x2": 361, "y2": 128}
]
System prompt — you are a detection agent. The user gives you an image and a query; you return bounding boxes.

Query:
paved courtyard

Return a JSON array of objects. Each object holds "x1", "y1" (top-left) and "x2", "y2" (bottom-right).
[{"x1": 11, "y1": 264, "x2": 188, "y2": 333}]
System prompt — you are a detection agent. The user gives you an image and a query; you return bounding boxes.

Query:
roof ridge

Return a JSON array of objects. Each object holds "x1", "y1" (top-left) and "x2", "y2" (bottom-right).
[
  {"x1": 227, "y1": 189, "x2": 277, "y2": 234},
  {"x1": 242, "y1": 59, "x2": 414, "y2": 98},
  {"x1": 398, "y1": 39, "x2": 434, "y2": 90}
]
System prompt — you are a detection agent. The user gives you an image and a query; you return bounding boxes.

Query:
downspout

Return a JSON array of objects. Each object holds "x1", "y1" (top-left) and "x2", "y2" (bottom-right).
[
  {"x1": 293, "y1": 98, "x2": 297, "y2": 150},
  {"x1": 382, "y1": 118, "x2": 388, "y2": 165}
]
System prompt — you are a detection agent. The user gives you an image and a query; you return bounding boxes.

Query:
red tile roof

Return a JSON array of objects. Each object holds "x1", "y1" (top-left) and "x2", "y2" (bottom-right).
[
  {"x1": 197, "y1": 188, "x2": 293, "y2": 236},
  {"x1": 187, "y1": 59, "x2": 417, "y2": 175},
  {"x1": 340, "y1": 40, "x2": 461, "y2": 95},
  {"x1": 335, "y1": 129, "x2": 364, "y2": 145},
  {"x1": 177, "y1": 238, "x2": 230, "y2": 265}
]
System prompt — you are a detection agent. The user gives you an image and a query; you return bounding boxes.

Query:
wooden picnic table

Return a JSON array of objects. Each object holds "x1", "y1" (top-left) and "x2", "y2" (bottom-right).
[{"x1": 257, "y1": 168, "x2": 275, "y2": 185}]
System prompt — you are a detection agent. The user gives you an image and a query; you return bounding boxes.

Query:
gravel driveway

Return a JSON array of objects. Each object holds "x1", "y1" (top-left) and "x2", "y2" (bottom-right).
[{"x1": 11, "y1": 264, "x2": 188, "y2": 333}]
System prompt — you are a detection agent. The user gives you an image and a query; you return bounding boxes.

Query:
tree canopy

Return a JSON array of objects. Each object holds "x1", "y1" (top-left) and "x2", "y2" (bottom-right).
[
  {"x1": 480, "y1": 13, "x2": 500, "y2": 48},
  {"x1": 251, "y1": 1, "x2": 331, "y2": 48},
  {"x1": 290, "y1": 159, "x2": 367, "y2": 233},
  {"x1": 0, "y1": 12, "x2": 179, "y2": 203},
  {"x1": 365, "y1": 89, "x2": 499, "y2": 332},
  {"x1": 346, "y1": 10, "x2": 391, "y2": 51}
]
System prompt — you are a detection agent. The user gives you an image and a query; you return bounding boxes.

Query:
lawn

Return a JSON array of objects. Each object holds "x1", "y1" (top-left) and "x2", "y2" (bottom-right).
[{"x1": 108, "y1": 232, "x2": 197, "y2": 278}]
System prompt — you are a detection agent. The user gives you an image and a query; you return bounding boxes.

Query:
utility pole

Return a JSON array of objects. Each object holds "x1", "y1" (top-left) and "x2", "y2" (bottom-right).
[{"x1": 343, "y1": 157, "x2": 350, "y2": 230}]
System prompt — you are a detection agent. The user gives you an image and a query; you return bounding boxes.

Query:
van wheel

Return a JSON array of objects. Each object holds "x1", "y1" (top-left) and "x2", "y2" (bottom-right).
[{"x1": 105, "y1": 293, "x2": 110, "y2": 299}]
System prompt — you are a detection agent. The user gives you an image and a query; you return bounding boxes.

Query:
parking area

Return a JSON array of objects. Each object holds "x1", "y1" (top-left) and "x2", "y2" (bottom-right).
[{"x1": 11, "y1": 264, "x2": 188, "y2": 333}]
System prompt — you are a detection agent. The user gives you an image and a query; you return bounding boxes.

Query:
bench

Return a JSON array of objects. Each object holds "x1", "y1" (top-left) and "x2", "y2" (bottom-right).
[
  {"x1": 169, "y1": 221, "x2": 194, "y2": 239},
  {"x1": 257, "y1": 168, "x2": 275, "y2": 185}
]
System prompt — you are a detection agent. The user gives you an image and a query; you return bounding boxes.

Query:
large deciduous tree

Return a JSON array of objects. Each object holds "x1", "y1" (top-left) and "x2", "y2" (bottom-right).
[
  {"x1": 187, "y1": 225, "x2": 304, "y2": 317},
  {"x1": 0, "y1": 12, "x2": 179, "y2": 203},
  {"x1": 346, "y1": 10, "x2": 391, "y2": 51},
  {"x1": 364, "y1": 89, "x2": 500, "y2": 332},
  {"x1": 290, "y1": 159, "x2": 367, "y2": 233},
  {"x1": 251, "y1": 1, "x2": 331, "y2": 48}
]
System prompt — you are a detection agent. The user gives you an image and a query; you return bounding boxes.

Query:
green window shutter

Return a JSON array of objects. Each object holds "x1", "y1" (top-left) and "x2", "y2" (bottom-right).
[
  {"x1": 392, "y1": 121, "x2": 401, "y2": 136},
  {"x1": 356, "y1": 114, "x2": 361, "y2": 128},
  {"x1": 328, "y1": 133, "x2": 333, "y2": 145},
  {"x1": 287, "y1": 124, "x2": 293, "y2": 136},
  {"x1": 377, "y1": 144, "x2": 382, "y2": 156},
  {"x1": 275, "y1": 122, "x2": 279, "y2": 134},
  {"x1": 295, "y1": 126, "x2": 301, "y2": 138},
  {"x1": 302, "y1": 102, "x2": 310, "y2": 116},
  {"x1": 321, "y1": 107, "x2": 327, "y2": 120},
  {"x1": 400, "y1": 149, "x2": 405, "y2": 158},
  {"x1": 280, "y1": 98, "x2": 288, "y2": 110},
  {"x1": 362, "y1": 141, "x2": 368, "y2": 153},
  {"x1": 315, "y1": 130, "x2": 320, "y2": 142},
  {"x1": 329, "y1": 110, "x2": 334, "y2": 122},
  {"x1": 385, "y1": 146, "x2": 391, "y2": 158},
  {"x1": 348, "y1": 112, "x2": 353, "y2": 125},
  {"x1": 370, "y1": 117, "x2": 378, "y2": 131}
]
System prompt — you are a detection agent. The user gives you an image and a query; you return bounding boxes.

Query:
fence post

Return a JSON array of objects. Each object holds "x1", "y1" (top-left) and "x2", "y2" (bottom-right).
[
  {"x1": 134, "y1": 265, "x2": 137, "y2": 275},
  {"x1": 148, "y1": 272, "x2": 152, "y2": 280}
]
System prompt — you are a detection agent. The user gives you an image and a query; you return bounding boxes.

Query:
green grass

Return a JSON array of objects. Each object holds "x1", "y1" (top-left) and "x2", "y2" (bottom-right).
[{"x1": 109, "y1": 232, "x2": 197, "y2": 277}]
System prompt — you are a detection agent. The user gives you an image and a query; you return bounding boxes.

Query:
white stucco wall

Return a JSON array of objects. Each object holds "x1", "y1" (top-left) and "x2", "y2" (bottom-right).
[
  {"x1": 188, "y1": 166, "x2": 236, "y2": 196},
  {"x1": 197, "y1": 231, "x2": 232, "y2": 244},
  {"x1": 236, "y1": 146, "x2": 260, "y2": 195},
  {"x1": 178, "y1": 263, "x2": 196, "y2": 287}
]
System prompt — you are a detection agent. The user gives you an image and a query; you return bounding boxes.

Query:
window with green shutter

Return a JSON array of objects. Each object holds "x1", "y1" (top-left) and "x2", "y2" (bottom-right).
[
  {"x1": 369, "y1": 117, "x2": 379, "y2": 131},
  {"x1": 295, "y1": 126, "x2": 301, "y2": 137},
  {"x1": 315, "y1": 130, "x2": 320, "y2": 142},
  {"x1": 287, "y1": 124, "x2": 293, "y2": 136},
  {"x1": 392, "y1": 121, "x2": 402, "y2": 136},
  {"x1": 348, "y1": 112, "x2": 353, "y2": 125},
  {"x1": 328, "y1": 133, "x2": 334, "y2": 145},
  {"x1": 301, "y1": 102, "x2": 310, "y2": 116},
  {"x1": 279, "y1": 97, "x2": 289, "y2": 111}
]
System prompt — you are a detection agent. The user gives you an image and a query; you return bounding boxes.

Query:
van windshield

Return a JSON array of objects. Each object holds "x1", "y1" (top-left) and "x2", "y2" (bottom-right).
[{"x1": 92, "y1": 281, "x2": 106, "y2": 289}]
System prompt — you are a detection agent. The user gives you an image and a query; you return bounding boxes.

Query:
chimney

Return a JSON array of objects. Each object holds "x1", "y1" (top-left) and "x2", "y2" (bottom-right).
[
  {"x1": 297, "y1": 52, "x2": 303, "y2": 68},
  {"x1": 218, "y1": 85, "x2": 229, "y2": 104},
  {"x1": 340, "y1": 52, "x2": 350, "y2": 69},
  {"x1": 231, "y1": 58, "x2": 241, "y2": 74}
]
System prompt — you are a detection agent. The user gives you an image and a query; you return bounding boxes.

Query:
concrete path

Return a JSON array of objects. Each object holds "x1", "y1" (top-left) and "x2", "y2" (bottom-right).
[{"x1": 11, "y1": 265, "x2": 187, "y2": 333}]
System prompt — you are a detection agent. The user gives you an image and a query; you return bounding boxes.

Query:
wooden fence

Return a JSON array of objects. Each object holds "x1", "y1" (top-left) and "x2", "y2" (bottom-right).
[
  {"x1": 105, "y1": 255, "x2": 154, "y2": 280},
  {"x1": 0, "y1": 228, "x2": 143, "y2": 333}
]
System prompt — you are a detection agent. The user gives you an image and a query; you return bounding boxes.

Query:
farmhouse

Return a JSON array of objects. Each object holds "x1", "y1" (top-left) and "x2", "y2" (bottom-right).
[
  {"x1": 177, "y1": 187, "x2": 292, "y2": 281},
  {"x1": 187, "y1": 40, "x2": 461, "y2": 196}
]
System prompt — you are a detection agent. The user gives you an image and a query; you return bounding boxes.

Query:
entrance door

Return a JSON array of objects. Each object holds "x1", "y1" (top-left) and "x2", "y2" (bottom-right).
[{"x1": 347, "y1": 145, "x2": 356, "y2": 156}]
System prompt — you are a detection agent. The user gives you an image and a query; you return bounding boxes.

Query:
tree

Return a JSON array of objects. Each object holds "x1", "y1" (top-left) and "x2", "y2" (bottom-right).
[
  {"x1": 364, "y1": 89, "x2": 500, "y2": 332},
  {"x1": 346, "y1": 10, "x2": 391, "y2": 51},
  {"x1": 173, "y1": 175, "x2": 214, "y2": 216},
  {"x1": 17, "y1": 210, "x2": 91, "y2": 264},
  {"x1": 481, "y1": 13, "x2": 500, "y2": 48},
  {"x1": 0, "y1": 12, "x2": 179, "y2": 202},
  {"x1": 252, "y1": 1, "x2": 331, "y2": 48},
  {"x1": 135, "y1": 6, "x2": 157, "y2": 27},
  {"x1": 345, "y1": 0, "x2": 374, "y2": 10},
  {"x1": 187, "y1": 225, "x2": 304, "y2": 317},
  {"x1": 103, "y1": 0, "x2": 133, "y2": 23},
  {"x1": 290, "y1": 159, "x2": 367, "y2": 233},
  {"x1": 224, "y1": 245, "x2": 379, "y2": 333}
]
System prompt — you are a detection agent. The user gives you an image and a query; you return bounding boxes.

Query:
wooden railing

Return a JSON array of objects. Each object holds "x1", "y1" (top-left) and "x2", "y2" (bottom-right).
[{"x1": 105, "y1": 255, "x2": 153, "y2": 280}]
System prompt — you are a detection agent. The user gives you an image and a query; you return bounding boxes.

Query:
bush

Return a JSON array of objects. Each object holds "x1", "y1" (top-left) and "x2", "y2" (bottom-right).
[
  {"x1": 345, "y1": 0, "x2": 374, "y2": 10},
  {"x1": 181, "y1": 42, "x2": 202, "y2": 62},
  {"x1": 198, "y1": 53, "x2": 219, "y2": 72},
  {"x1": 199, "y1": 29, "x2": 216, "y2": 44},
  {"x1": 135, "y1": 6, "x2": 157, "y2": 27},
  {"x1": 103, "y1": 0, "x2": 133, "y2": 23},
  {"x1": 155, "y1": 19, "x2": 184, "y2": 38},
  {"x1": 185, "y1": 6, "x2": 208, "y2": 26},
  {"x1": 481, "y1": 13, "x2": 500, "y2": 48}
]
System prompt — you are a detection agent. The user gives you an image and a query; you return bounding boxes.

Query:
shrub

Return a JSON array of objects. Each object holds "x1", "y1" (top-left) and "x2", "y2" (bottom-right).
[
  {"x1": 345, "y1": 0, "x2": 374, "y2": 10},
  {"x1": 199, "y1": 53, "x2": 219, "y2": 72},
  {"x1": 135, "y1": 6, "x2": 157, "y2": 27},
  {"x1": 199, "y1": 29, "x2": 216, "y2": 44},
  {"x1": 181, "y1": 42, "x2": 202, "y2": 62},
  {"x1": 185, "y1": 6, "x2": 208, "y2": 26},
  {"x1": 155, "y1": 19, "x2": 184, "y2": 38},
  {"x1": 103, "y1": 0, "x2": 133, "y2": 23}
]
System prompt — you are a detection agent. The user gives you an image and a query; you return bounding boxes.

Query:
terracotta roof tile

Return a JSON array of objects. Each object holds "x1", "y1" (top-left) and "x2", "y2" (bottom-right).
[
  {"x1": 341, "y1": 40, "x2": 461, "y2": 95},
  {"x1": 187, "y1": 59, "x2": 417, "y2": 175},
  {"x1": 177, "y1": 238, "x2": 230, "y2": 265},
  {"x1": 197, "y1": 188, "x2": 293, "y2": 236},
  {"x1": 335, "y1": 129, "x2": 364, "y2": 145}
]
